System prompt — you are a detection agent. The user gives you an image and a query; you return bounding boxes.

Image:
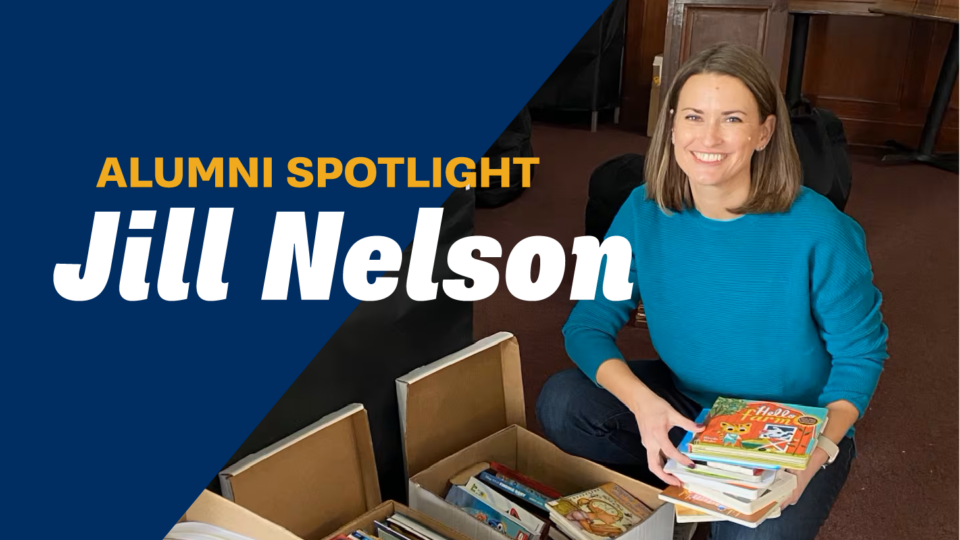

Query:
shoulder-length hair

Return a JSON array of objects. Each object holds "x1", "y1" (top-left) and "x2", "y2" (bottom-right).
[{"x1": 644, "y1": 43, "x2": 802, "y2": 214}]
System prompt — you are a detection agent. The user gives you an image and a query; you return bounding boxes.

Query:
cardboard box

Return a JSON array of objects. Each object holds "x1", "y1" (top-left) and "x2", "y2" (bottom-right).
[
  {"x1": 397, "y1": 333, "x2": 674, "y2": 540},
  {"x1": 217, "y1": 403, "x2": 473, "y2": 540},
  {"x1": 175, "y1": 489, "x2": 302, "y2": 540}
]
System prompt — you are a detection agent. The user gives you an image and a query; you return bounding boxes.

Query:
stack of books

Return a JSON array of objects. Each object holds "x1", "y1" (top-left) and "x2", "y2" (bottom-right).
[
  {"x1": 443, "y1": 462, "x2": 654, "y2": 540},
  {"x1": 658, "y1": 397, "x2": 829, "y2": 529}
]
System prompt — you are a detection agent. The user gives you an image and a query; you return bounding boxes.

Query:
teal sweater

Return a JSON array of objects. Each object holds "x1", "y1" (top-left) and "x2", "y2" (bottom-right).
[{"x1": 563, "y1": 186, "x2": 888, "y2": 421}]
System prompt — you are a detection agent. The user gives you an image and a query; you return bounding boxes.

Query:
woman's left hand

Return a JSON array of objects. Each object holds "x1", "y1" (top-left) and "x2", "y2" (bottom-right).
[{"x1": 780, "y1": 448, "x2": 830, "y2": 509}]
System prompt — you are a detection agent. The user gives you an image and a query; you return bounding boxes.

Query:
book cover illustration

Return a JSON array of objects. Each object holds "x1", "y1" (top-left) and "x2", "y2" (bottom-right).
[
  {"x1": 465, "y1": 476, "x2": 545, "y2": 534},
  {"x1": 678, "y1": 409, "x2": 779, "y2": 469},
  {"x1": 690, "y1": 398, "x2": 827, "y2": 458},
  {"x1": 546, "y1": 483, "x2": 651, "y2": 540},
  {"x1": 446, "y1": 485, "x2": 533, "y2": 540}
]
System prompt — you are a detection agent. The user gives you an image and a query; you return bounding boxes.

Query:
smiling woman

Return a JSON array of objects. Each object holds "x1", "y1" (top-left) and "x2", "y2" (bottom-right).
[
  {"x1": 537, "y1": 43, "x2": 888, "y2": 540},
  {"x1": 644, "y1": 44, "x2": 801, "y2": 219}
]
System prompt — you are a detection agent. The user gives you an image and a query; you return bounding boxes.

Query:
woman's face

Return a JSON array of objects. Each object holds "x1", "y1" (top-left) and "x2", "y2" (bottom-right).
[{"x1": 671, "y1": 73, "x2": 775, "y2": 190}]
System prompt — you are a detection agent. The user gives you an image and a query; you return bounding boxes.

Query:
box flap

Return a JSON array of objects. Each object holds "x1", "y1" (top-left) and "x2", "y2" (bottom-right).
[
  {"x1": 179, "y1": 490, "x2": 303, "y2": 540},
  {"x1": 397, "y1": 332, "x2": 525, "y2": 478},
  {"x1": 219, "y1": 403, "x2": 381, "y2": 540}
]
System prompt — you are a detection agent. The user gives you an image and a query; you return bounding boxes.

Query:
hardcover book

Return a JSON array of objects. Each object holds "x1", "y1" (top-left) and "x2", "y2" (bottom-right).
[
  {"x1": 684, "y1": 398, "x2": 828, "y2": 469},
  {"x1": 465, "y1": 476, "x2": 546, "y2": 535},
  {"x1": 658, "y1": 486, "x2": 780, "y2": 529},
  {"x1": 480, "y1": 470, "x2": 552, "y2": 511},
  {"x1": 664, "y1": 459, "x2": 775, "y2": 500},
  {"x1": 446, "y1": 485, "x2": 534, "y2": 540},
  {"x1": 673, "y1": 505, "x2": 721, "y2": 524},
  {"x1": 683, "y1": 470, "x2": 797, "y2": 514}
]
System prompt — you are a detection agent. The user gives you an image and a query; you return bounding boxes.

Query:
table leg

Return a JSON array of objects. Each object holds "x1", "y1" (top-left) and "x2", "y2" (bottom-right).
[
  {"x1": 786, "y1": 13, "x2": 811, "y2": 110},
  {"x1": 881, "y1": 24, "x2": 958, "y2": 174}
]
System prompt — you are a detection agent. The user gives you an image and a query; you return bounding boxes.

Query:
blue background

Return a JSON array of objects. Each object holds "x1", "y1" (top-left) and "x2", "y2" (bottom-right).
[{"x1": 2, "y1": 2, "x2": 611, "y2": 538}]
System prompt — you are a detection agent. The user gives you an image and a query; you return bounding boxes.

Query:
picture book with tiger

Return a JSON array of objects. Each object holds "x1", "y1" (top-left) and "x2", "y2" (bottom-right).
[{"x1": 686, "y1": 397, "x2": 828, "y2": 469}]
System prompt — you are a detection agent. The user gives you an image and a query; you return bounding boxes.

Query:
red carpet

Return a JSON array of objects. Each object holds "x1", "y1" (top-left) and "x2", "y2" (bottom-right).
[{"x1": 474, "y1": 123, "x2": 958, "y2": 539}]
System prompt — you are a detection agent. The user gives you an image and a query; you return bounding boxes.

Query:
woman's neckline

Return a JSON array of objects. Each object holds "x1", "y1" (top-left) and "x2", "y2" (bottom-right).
[{"x1": 690, "y1": 206, "x2": 761, "y2": 230}]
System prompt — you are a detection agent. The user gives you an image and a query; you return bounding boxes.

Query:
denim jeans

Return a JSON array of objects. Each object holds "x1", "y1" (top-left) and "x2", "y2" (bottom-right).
[{"x1": 535, "y1": 361, "x2": 856, "y2": 540}]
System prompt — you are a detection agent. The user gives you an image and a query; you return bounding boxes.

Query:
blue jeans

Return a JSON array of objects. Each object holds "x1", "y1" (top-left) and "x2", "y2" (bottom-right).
[{"x1": 535, "y1": 362, "x2": 857, "y2": 540}]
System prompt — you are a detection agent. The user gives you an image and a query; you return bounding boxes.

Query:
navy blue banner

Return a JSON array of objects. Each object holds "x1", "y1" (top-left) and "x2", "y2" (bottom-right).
[{"x1": 2, "y1": 2, "x2": 612, "y2": 539}]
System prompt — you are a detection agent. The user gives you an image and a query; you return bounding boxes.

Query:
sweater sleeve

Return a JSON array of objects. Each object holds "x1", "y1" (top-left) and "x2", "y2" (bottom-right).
[
  {"x1": 811, "y1": 216, "x2": 889, "y2": 417},
  {"x1": 561, "y1": 191, "x2": 643, "y2": 385}
]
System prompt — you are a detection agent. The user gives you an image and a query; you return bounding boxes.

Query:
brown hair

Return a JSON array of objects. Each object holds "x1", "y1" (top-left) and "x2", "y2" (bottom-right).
[{"x1": 644, "y1": 43, "x2": 801, "y2": 214}]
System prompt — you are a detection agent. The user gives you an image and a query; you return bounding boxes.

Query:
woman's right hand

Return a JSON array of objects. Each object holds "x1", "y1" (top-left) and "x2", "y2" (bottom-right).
[
  {"x1": 630, "y1": 391, "x2": 703, "y2": 486},
  {"x1": 594, "y1": 359, "x2": 704, "y2": 486}
]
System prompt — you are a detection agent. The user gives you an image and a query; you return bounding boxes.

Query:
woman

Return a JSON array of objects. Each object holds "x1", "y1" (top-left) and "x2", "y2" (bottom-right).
[{"x1": 536, "y1": 43, "x2": 888, "y2": 540}]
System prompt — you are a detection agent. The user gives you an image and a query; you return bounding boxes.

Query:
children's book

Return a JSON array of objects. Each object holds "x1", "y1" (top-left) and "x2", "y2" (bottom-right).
[
  {"x1": 672, "y1": 460, "x2": 768, "y2": 484},
  {"x1": 376, "y1": 521, "x2": 414, "y2": 540},
  {"x1": 683, "y1": 469, "x2": 797, "y2": 515},
  {"x1": 386, "y1": 514, "x2": 454, "y2": 540},
  {"x1": 465, "y1": 476, "x2": 546, "y2": 535},
  {"x1": 673, "y1": 505, "x2": 722, "y2": 524},
  {"x1": 664, "y1": 460, "x2": 775, "y2": 500},
  {"x1": 480, "y1": 471, "x2": 552, "y2": 511},
  {"x1": 658, "y1": 486, "x2": 780, "y2": 529},
  {"x1": 352, "y1": 530, "x2": 379, "y2": 540},
  {"x1": 683, "y1": 398, "x2": 827, "y2": 469},
  {"x1": 704, "y1": 461, "x2": 766, "y2": 477},
  {"x1": 546, "y1": 483, "x2": 652, "y2": 540},
  {"x1": 678, "y1": 410, "x2": 781, "y2": 471},
  {"x1": 446, "y1": 485, "x2": 534, "y2": 540},
  {"x1": 491, "y1": 462, "x2": 563, "y2": 499},
  {"x1": 673, "y1": 503, "x2": 781, "y2": 524}
]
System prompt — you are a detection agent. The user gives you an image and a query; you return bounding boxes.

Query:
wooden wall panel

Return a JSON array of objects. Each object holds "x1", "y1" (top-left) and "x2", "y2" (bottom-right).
[
  {"x1": 620, "y1": 0, "x2": 957, "y2": 152},
  {"x1": 683, "y1": 8, "x2": 773, "y2": 54},
  {"x1": 802, "y1": 16, "x2": 909, "y2": 105},
  {"x1": 620, "y1": 0, "x2": 669, "y2": 132},
  {"x1": 662, "y1": 0, "x2": 790, "y2": 101},
  {"x1": 799, "y1": 14, "x2": 958, "y2": 152}
]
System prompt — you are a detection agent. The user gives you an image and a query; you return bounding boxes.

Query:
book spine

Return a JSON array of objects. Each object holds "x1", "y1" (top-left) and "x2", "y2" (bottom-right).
[
  {"x1": 490, "y1": 462, "x2": 562, "y2": 499},
  {"x1": 480, "y1": 471, "x2": 550, "y2": 511}
]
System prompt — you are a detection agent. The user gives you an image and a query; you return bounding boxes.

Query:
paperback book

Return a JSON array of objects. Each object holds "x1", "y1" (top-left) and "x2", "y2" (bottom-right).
[{"x1": 546, "y1": 483, "x2": 652, "y2": 540}]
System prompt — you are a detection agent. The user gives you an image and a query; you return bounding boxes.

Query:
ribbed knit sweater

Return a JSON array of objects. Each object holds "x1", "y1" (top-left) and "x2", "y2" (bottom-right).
[{"x1": 563, "y1": 186, "x2": 889, "y2": 424}]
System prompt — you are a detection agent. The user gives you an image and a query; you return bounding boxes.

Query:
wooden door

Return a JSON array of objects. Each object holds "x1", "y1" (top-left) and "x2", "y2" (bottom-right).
[{"x1": 661, "y1": 0, "x2": 790, "y2": 102}]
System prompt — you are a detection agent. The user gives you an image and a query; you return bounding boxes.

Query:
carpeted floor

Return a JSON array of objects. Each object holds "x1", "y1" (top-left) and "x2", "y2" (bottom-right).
[{"x1": 473, "y1": 123, "x2": 958, "y2": 539}]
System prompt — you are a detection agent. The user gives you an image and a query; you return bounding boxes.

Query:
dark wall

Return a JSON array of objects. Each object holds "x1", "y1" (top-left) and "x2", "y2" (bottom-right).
[{"x1": 210, "y1": 187, "x2": 475, "y2": 501}]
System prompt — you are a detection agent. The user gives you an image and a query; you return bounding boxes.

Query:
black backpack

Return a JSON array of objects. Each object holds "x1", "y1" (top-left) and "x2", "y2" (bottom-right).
[
  {"x1": 584, "y1": 153, "x2": 646, "y2": 239},
  {"x1": 476, "y1": 106, "x2": 536, "y2": 208},
  {"x1": 789, "y1": 100, "x2": 852, "y2": 212}
]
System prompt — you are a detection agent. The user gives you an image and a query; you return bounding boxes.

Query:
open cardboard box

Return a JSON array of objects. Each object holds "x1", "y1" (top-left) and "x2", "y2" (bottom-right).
[
  {"x1": 175, "y1": 489, "x2": 302, "y2": 540},
  {"x1": 213, "y1": 403, "x2": 473, "y2": 540},
  {"x1": 397, "y1": 333, "x2": 674, "y2": 540}
]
